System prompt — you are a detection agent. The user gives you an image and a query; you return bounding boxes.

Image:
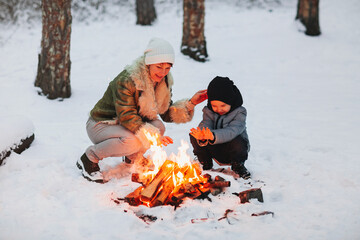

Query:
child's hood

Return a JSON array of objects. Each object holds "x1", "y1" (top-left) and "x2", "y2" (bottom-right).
[{"x1": 206, "y1": 76, "x2": 243, "y2": 113}]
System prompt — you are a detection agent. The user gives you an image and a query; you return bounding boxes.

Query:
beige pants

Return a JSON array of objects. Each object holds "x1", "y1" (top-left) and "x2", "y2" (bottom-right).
[{"x1": 85, "y1": 117, "x2": 165, "y2": 163}]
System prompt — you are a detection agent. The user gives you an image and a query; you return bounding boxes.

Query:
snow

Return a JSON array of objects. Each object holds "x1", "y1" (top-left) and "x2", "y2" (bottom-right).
[
  {"x1": 0, "y1": 115, "x2": 34, "y2": 152},
  {"x1": 1, "y1": 0, "x2": 360, "y2": 239}
]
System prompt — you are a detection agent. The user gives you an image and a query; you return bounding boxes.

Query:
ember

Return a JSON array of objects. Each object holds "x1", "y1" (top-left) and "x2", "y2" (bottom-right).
[{"x1": 124, "y1": 129, "x2": 230, "y2": 208}]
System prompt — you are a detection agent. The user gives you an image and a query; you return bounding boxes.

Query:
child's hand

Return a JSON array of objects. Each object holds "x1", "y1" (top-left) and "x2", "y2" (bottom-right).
[
  {"x1": 160, "y1": 136, "x2": 173, "y2": 146},
  {"x1": 190, "y1": 127, "x2": 214, "y2": 141}
]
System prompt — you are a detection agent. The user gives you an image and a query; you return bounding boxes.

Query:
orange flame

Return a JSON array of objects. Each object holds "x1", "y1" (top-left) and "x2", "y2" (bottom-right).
[{"x1": 139, "y1": 129, "x2": 207, "y2": 200}]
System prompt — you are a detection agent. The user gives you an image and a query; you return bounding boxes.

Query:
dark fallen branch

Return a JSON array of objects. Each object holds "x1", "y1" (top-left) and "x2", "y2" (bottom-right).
[
  {"x1": 191, "y1": 218, "x2": 212, "y2": 223},
  {"x1": 0, "y1": 134, "x2": 35, "y2": 166},
  {"x1": 137, "y1": 214, "x2": 158, "y2": 224},
  {"x1": 0, "y1": 150, "x2": 11, "y2": 166},
  {"x1": 218, "y1": 209, "x2": 234, "y2": 224},
  {"x1": 251, "y1": 211, "x2": 274, "y2": 217}
]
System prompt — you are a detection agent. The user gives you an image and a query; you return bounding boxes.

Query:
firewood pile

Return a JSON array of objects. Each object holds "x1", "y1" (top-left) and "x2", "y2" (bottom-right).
[
  {"x1": 125, "y1": 159, "x2": 231, "y2": 208},
  {"x1": 111, "y1": 130, "x2": 268, "y2": 213}
]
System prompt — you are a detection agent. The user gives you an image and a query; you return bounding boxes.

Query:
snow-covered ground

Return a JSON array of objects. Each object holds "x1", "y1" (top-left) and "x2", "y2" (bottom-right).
[{"x1": 1, "y1": 1, "x2": 360, "y2": 239}]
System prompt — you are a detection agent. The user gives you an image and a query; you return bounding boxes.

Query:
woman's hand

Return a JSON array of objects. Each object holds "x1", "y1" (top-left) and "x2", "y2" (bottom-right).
[
  {"x1": 190, "y1": 89, "x2": 208, "y2": 105},
  {"x1": 160, "y1": 136, "x2": 173, "y2": 146}
]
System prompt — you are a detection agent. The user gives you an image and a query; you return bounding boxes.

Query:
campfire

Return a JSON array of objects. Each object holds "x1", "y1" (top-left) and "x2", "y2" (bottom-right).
[{"x1": 124, "y1": 130, "x2": 231, "y2": 208}]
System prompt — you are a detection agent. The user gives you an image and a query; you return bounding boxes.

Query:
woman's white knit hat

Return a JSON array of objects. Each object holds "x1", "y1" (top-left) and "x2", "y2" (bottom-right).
[{"x1": 144, "y1": 38, "x2": 175, "y2": 65}]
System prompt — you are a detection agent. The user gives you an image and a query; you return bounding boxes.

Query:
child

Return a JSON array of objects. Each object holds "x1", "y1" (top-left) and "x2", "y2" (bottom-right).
[{"x1": 189, "y1": 76, "x2": 251, "y2": 179}]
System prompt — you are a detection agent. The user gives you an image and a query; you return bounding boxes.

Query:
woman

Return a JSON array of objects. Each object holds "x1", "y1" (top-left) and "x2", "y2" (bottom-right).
[{"x1": 77, "y1": 38, "x2": 207, "y2": 183}]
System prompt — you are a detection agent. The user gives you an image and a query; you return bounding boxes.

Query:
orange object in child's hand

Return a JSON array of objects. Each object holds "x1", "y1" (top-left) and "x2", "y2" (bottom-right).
[
  {"x1": 204, "y1": 127, "x2": 214, "y2": 140},
  {"x1": 190, "y1": 127, "x2": 214, "y2": 140},
  {"x1": 190, "y1": 127, "x2": 202, "y2": 139}
]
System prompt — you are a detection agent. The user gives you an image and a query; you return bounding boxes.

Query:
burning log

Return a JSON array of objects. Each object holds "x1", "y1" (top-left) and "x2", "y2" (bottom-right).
[
  {"x1": 203, "y1": 181, "x2": 231, "y2": 189},
  {"x1": 152, "y1": 175, "x2": 175, "y2": 206},
  {"x1": 171, "y1": 192, "x2": 187, "y2": 202},
  {"x1": 194, "y1": 188, "x2": 212, "y2": 202},
  {"x1": 188, "y1": 187, "x2": 204, "y2": 199},
  {"x1": 203, "y1": 173, "x2": 212, "y2": 182},
  {"x1": 125, "y1": 186, "x2": 143, "y2": 206},
  {"x1": 203, "y1": 175, "x2": 231, "y2": 196},
  {"x1": 140, "y1": 160, "x2": 176, "y2": 202},
  {"x1": 184, "y1": 182, "x2": 197, "y2": 194}
]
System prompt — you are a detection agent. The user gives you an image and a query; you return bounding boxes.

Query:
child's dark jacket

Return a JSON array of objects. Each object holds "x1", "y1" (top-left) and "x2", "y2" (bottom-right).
[{"x1": 198, "y1": 106, "x2": 250, "y2": 151}]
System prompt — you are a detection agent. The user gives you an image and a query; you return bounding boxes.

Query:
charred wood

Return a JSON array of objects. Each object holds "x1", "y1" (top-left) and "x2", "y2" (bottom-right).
[
  {"x1": 236, "y1": 188, "x2": 264, "y2": 203},
  {"x1": 251, "y1": 211, "x2": 274, "y2": 217},
  {"x1": 125, "y1": 186, "x2": 143, "y2": 206}
]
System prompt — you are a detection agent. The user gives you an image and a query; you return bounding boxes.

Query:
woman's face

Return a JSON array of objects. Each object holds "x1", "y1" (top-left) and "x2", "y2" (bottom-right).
[
  {"x1": 148, "y1": 63, "x2": 172, "y2": 83},
  {"x1": 210, "y1": 100, "x2": 231, "y2": 115}
]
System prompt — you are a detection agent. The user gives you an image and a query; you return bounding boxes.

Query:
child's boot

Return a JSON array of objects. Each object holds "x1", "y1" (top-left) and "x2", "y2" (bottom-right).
[
  {"x1": 232, "y1": 163, "x2": 251, "y2": 179},
  {"x1": 195, "y1": 155, "x2": 213, "y2": 170}
]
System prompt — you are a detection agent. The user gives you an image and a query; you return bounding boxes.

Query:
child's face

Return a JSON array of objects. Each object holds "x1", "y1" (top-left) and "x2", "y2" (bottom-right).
[{"x1": 210, "y1": 100, "x2": 231, "y2": 115}]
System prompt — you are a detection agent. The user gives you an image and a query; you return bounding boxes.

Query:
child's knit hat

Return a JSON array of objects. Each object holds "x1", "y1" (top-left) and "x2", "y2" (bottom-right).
[
  {"x1": 207, "y1": 76, "x2": 243, "y2": 111},
  {"x1": 144, "y1": 38, "x2": 175, "y2": 65}
]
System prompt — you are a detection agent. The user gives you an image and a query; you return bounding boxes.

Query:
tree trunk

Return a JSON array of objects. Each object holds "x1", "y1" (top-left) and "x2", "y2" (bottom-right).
[
  {"x1": 35, "y1": 0, "x2": 72, "y2": 100},
  {"x1": 136, "y1": 0, "x2": 156, "y2": 26},
  {"x1": 181, "y1": 0, "x2": 208, "y2": 62},
  {"x1": 296, "y1": 0, "x2": 321, "y2": 36}
]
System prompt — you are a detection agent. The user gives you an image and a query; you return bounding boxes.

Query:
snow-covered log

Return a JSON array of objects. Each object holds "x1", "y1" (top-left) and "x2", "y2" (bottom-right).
[{"x1": 0, "y1": 116, "x2": 35, "y2": 166}]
